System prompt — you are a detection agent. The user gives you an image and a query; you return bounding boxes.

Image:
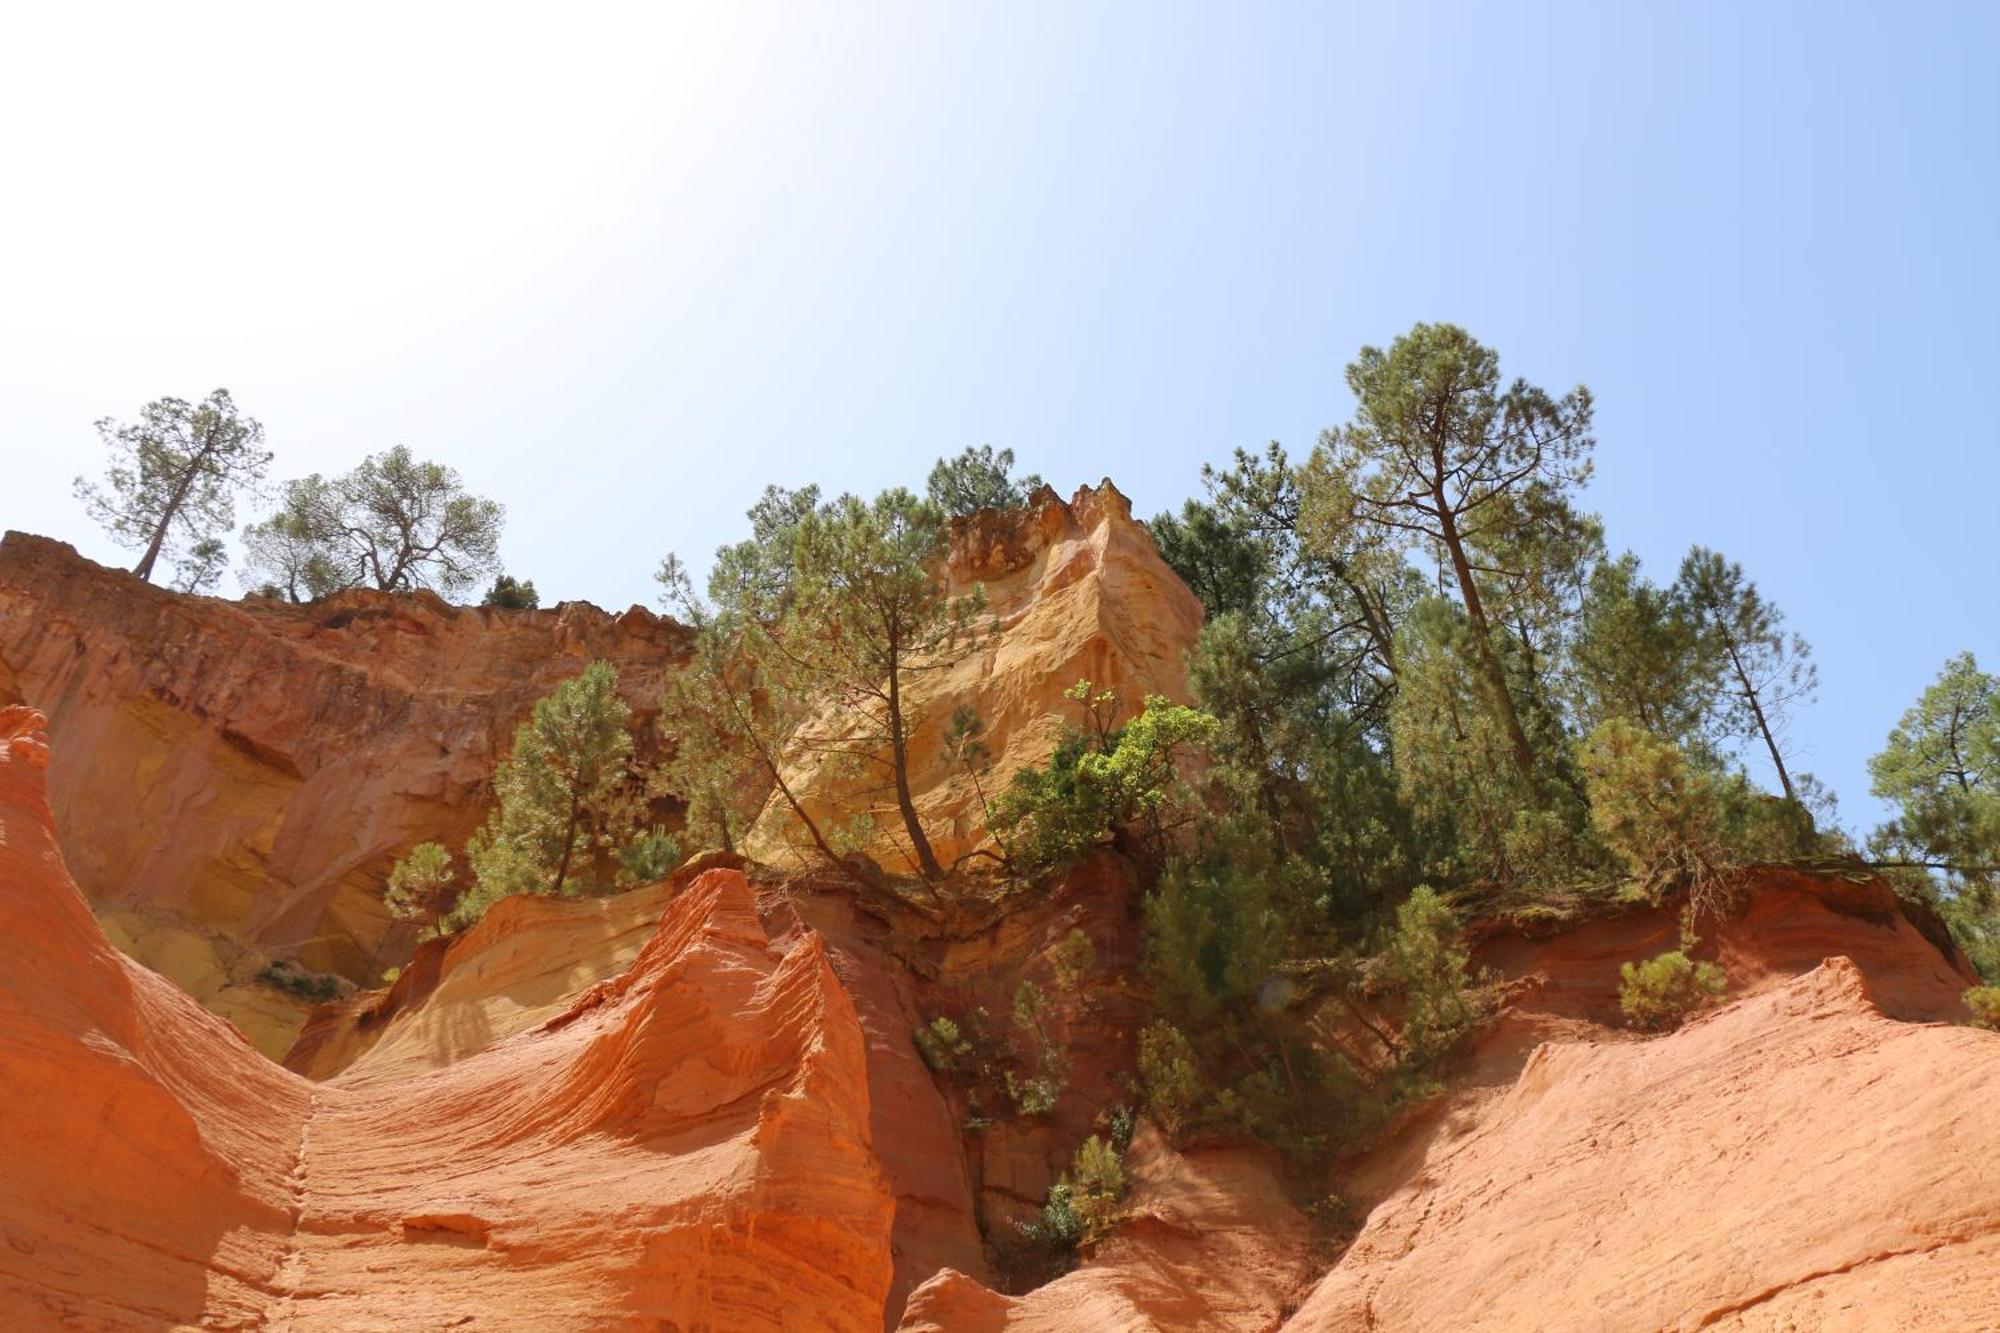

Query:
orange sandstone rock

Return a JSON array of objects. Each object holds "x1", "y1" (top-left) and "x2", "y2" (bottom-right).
[
  {"x1": 0, "y1": 707, "x2": 894, "y2": 1330},
  {"x1": 1284, "y1": 957, "x2": 2000, "y2": 1332},
  {"x1": 0, "y1": 531, "x2": 689, "y2": 1054}
]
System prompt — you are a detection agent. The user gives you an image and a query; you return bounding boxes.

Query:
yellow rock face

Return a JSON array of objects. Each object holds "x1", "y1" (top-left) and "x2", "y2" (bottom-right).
[{"x1": 747, "y1": 481, "x2": 1205, "y2": 873}]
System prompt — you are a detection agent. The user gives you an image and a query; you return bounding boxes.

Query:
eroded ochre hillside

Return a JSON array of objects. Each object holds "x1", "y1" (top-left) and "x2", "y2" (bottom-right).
[
  {"x1": 0, "y1": 482, "x2": 1197, "y2": 1058},
  {"x1": 6, "y1": 697, "x2": 1998, "y2": 1330},
  {"x1": 4, "y1": 489, "x2": 1999, "y2": 1331},
  {"x1": 0, "y1": 530, "x2": 691, "y2": 1055}
]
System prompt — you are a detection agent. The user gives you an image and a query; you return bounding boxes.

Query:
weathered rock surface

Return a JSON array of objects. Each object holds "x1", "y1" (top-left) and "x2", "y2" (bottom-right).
[
  {"x1": 898, "y1": 1126, "x2": 1318, "y2": 1333},
  {"x1": 0, "y1": 706, "x2": 894, "y2": 1330},
  {"x1": 0, "y1": 531, "x2": 689, "y2": 1054},
  {"x1": 747, "y1": 482, "x2": 1204, "y2": 872},
  {"x1": 1285, "y1": 956, "x2": 2000, "y2": 1331}
]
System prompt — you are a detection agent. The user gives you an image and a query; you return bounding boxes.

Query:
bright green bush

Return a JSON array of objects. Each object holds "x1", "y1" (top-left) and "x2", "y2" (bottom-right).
[
  {"x1": 1965, "y1": 986, "x2": 2000, "y2": 1031},
  {"x1": 988, "y1": 685, "x2": 1218, "y2": 877},
  {"x1": 384, "y1": 842, "x2": 457, "y2": 931},
  {"x1": 1009, "y1": 1132, "x2": 1129, "y2": 1284},
  {"x1": 1619, "y1": 949, "x2": 1726, "y2": 1030}
]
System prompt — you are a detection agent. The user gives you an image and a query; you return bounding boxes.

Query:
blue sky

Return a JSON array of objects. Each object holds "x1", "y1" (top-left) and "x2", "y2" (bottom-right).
[{"x1": 3, "y1": 2, "x2": 1995, "y2": 833}]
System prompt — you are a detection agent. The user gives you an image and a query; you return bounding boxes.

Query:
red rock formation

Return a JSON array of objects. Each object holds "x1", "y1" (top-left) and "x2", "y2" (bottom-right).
[
  {"x1": 1285, "y1": 956, "x2": 2000, "y2": 1331},
  {"x1": 0, "y1": 706, "x2": 895, "y2": 1330},
  {"x1": 12, "y1": 691, "x2": 1996, "y2": 1329},
  {"x1": 0, "y1": 531, "x2": 690, "y2": 1054},
  {"x1": 899, "y1": 1126, "x2": 1318, "y2": 1332}
]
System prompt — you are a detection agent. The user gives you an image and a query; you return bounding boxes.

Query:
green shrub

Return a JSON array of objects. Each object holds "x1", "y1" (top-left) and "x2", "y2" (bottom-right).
[
  {"x1": 1137, "y1": 1021, "x2": 1205, "y2": 1140},
  {"x1": 257, "y1": 959, "x2": 351, "y2": 1004},
  {"x1": 1388, "y1": 886, "x2": 1487, "y2": 1068},
  {"x1": 1007, "y1": 978, "x2": 1068, "y2": 1115},
  {"x1": 481, "y1": 574, "x2": 540, "y2": 609},
  {"x1": 1009, "y1": 1131, "x2": 1129, "y2": 1284},
  {"x1": 1578, "y1": 720, "x2": 1737, "y2": 922},
  {"x1": 1619, "y1": 949, "x2": 1726, "y2": 1030},
  {"x1": 989, "y1": 685, "x2": 1218, "y2": 877},
  {"x1": 618, "y1": 827, "x2": 681, "y2": 884},
  {"x1": 385, "y1": 842, "x2": 458, "y2": 931},
  {"x1": 1966, "y1": 986, "x2": 2000, "y2": 1031},
  {"x1": 914, "y1": 1015, "x2": 975, "y2": 1072}
]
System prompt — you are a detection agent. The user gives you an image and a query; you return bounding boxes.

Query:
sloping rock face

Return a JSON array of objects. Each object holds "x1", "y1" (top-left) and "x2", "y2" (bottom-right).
[
  {"x1": 747, "y1": 482, "x2": 1204, "y2": 872},
  {"x1": 0, "y1": 531, "x2": 689, "y2": 1055},
  {"x1": 1284, "y1": 957, "x2": 2000, "y2": 1331},
  {"x1": 0, "y1": 706, "x2": 893, "y2": 1330},
  {"x1": 898, "y1": 1125, "x2": 1318, "y2": 1333}
]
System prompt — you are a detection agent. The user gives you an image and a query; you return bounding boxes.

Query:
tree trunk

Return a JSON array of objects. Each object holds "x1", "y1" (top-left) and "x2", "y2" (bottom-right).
[
  {"x1": 549, "y1": 793, "x2": 584, "y2": 896},
  {"x1": 133, "y1": 454, "x2": 206, "y2": 583},
  {"x1": 1720, "y1": 633, "x2": 1797, "y2": 804},
  {"x1": 1435, "y1": 502, "x2": 1537, "y2": 782},
  {"x1": 887, "y1": 656, "x2": 944, "y2": 880}
]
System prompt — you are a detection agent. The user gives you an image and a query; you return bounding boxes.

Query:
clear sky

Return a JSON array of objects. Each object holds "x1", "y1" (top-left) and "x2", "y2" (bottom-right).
[{"x1": 3, "y1": 2, "x2": 1995, "y2": 835}]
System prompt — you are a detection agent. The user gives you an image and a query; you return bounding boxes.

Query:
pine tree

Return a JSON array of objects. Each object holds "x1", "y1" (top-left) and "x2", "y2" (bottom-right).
[
  {"x1": 1303, "y1": 324, "x2": 1595, "y2": 782},
  {"x1": 448, "y1": 662, "x2": 654, "y2": 929},
  {"x1": 75, "y1": 389, "x2": 272, "y2": 583}
]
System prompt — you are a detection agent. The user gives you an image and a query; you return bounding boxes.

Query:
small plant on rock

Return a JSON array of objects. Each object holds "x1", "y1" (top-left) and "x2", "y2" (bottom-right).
[
  {"x1": 1137, "y1": 1020, "x2": 1205, "y2": 1141},
  {"x1": 1965, "y1": 986, "x2": 2000, "y2": 1031},
  {"x1": 1619, "y1": 949, "x2": 1726, "y2": 1030}
]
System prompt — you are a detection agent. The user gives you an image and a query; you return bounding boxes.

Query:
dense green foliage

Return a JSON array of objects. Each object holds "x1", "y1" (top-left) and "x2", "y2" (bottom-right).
[
  {"x1": 989, "y1": 685, "x2": 1219, "y2": 877},
  {"x1": 1118, "y1": 323, "x2": 1852, "y2": 1171},
  {"x1": 1619, "y1": 950, "x2": 1726, "y2": 1030},
  {"x1": 482, "y1": 574, "x2": 540, "y2": 609},
  {"x1": 927, "y1": 445, "x2": 1043, "y2": 516},
  {"x1": 444, "y1": 662, "x2": 671, "y2": 930},
  {"x1": 75, "y1": 389, "x2": 272, "y2": 587},
  {"x1": 1868, "y1": 652, "x2": 2000, "y2": 979},
  {"x1": 385, "y1": 842, "x2": 458, "y2": 932},
  {"x1": 245, "y1": 446, "x2": 504, "y2": 599}
]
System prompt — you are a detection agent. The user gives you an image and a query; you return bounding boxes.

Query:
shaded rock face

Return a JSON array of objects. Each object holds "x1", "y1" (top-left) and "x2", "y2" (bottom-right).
[
  {"x1": 0, "y1": 706, "x2": 893, "y2": 1330},
  {"x1": 0, "y1": 531, "x2": 690, "y2": 1055},
  {"x1": 747, "y1": 482, "x2": 1205, "y2": 873}
]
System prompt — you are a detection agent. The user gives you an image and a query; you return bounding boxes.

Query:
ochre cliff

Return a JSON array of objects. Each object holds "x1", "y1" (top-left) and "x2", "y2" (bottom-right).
[
  {"x1": 0, "y1": 486, "x2": 1199, "y2": 1056},
  {"x1": 0, "y1": 706, "x2": 893, "y2": 1329},
  {"x1": 6, "y1": 697, "x2": 1998, "y2": 1329},
  {"x1": 746, "y1": 482, "x2": 1204, "y2": 873},
  {"x1": 0, "y1": 530, "x2": 691, "y2": 1055}
]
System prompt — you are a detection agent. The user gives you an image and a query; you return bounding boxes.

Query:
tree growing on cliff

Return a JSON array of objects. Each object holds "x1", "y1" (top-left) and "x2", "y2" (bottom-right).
[
  {"x1": 244, "y1": 446, "x2": 504, "y2": 599},
  {"x1": 778, "y1": 488, "x2": 986, "y2": 880},
  {"x1": 75, "y1": 389, "x2": 273, "y2": 584},
  {"x1": 446, "y1": 661, "x2": 665, "y2": 930},
  {"x1": 385, "y1": 842, "x2": 459, "y2": 932},
  {"x1": 482, "y1": 574, "x2": 540, "y2": 609},
  {"x1": 1301, "y1": 324, "x2": 1596, "y2": 784},
  {"x1": 1570, "y1": 554, "x2": 1719, "y2": 746},
  {"x1": 1675, "y1": 547, "x2": 1817, "y2": 803},
  {"x1": 926, "y1": 445, "x2": 1043, "y2": 517},
  {"x1": 1868, "y1": 652, "x2": 2000, "y2": 979}
]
